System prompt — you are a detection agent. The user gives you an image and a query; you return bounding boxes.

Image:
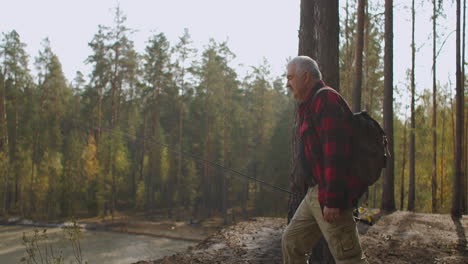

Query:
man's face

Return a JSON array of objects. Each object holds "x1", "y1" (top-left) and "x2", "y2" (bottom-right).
[{"x1": 286, "y1": 64, "x2": 307, "y2": 101}]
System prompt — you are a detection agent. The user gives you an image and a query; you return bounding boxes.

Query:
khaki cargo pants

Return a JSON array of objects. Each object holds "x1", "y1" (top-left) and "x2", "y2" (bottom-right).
[{"x1": 282, "y1": 186, "x2": 368, "y2": 264}]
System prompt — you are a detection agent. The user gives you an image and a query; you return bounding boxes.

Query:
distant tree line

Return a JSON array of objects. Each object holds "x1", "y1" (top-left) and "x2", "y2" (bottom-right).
[{"x1": 0, "y1": 2, "x2": 465, "y2": 222}]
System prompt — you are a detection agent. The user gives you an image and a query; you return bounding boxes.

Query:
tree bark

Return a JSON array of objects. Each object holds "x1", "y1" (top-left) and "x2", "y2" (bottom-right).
[
  {"x1": 140, "y1": 112, "x2": 147, "y2": 182},
  {"x1": 452, "y1": 0, "x2": 464, "y2": 218},
  {"x1": 352, "y1": 0, "x2": 365, "y2": 112},
  {"x1": 364, "y1": 1, "x2": 370, "y2": 112},
  {"x1": 400, "y1": 121, "x2": 407, "y2": 210},
  {"x1": 177, "y1": 99, "x2": 183, "y2": 185},
  {"x1": 408, "y1": 0, "x2": 417, "y2": 212},
  {"x1": 0, "y1": 70, "x2": 10, "y2": 215},
  {"x1": 223, "y1": 81, "x2": 231, "y2": 225},
  {"x1": 96, "y1": 90, "x2": 102, "y2": 152},
  {"x1": 461, "y1": 0, "x2": 468, "y2": 214},
  {"x1": 345, "y1": 0, "x2": 351, "y2": 99},
  {"x1": 109, "y1": 44, "x2": 120, "y2": 218},
  {"x1": 13, "y1": 77, "x2": 19, "y2": 206},
  {"x1": 382, "y1": 0, "x2": 396, "y2": 212},
  {"x1": 151, "y1": 93, "x2": 160, "y2": 215},
  {"x1": 203, "y1": 95, "x2": 212, "y2": 218},
  {"x1": 431, "y1": 0, "x2": 438, "y2": 213},
  {"x1": 441, "y1": 104, "x2": 445, "y2": 206},
  {"x1": 298, "y1": 0, "x2": 340, "y2": 91}
]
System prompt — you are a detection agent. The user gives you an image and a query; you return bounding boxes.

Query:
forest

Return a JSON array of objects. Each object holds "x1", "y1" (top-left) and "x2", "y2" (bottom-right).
[{"x1": 0, "y1": 0, "x2": 466, "y2": 225}]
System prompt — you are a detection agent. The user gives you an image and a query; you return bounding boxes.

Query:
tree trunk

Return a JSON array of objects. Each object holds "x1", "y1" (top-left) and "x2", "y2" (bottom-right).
[
  {"x1": 298, "y1": 0, "x2": 340, "y2": 91},
  {"x1": 203, "y1": 105, "x2": 212, "y2": 218},
  {"x1": 382, "y1": 0, "x2": 396, "y2": 212},
  {"x1": 140, "y1": 112, "x2": 147, "y2": 182},
  {"x1": 400, "y1": 121, "x2": 407, "y2": 210},
  {"x1": 177, "y1": 100, "x2": 183, "y2": 184},
  {"x1": 13, "y1": 78, "x2": 19, "y2": 206},
  {"x1": 177, "y1": 64, "x2": 186, "y2": 186},
  {"x1": 345, "y1": 0, "x2": 351, "y2": 99},
  {"x1": 352, "y1": 0, "x2": 365, "y2": 112},
  {"x1": 151, "y1": 96, "x2": 160, "y2": 215},
  {"x1": 29, "y1": 129, "x2": 36, "y2": 215},
  {"x1": 432, "y1": 0, "x2": 438, "y2": 213},
  {"x1": 461, "y1": 0, "x2": 468, "y2": 214},
  {"x1": 364, "y1": 1, "x2": 370, "y2": 111},
  {"x1": 0, "y1": 71, "x2": 10, "y2": 215},
  {"x1": 96, "y1": 92, "x2": 102, "y2": 152},
  {"x1": 296, "y1": 1, "x2": 339, "y2": 263},
  {"x1": 362, "y1": 4, "x2": 372, "y2": 205},
  {"x1": 29, "y1": 78, "x2": 48, "y2": 215},
  {"x1": 441, "y1": 106, "x2": 445, "y2": 206},
  {"x1": 452, "y1": 0, "x2": 464, "y2": 218},
  {"x1": 223, "y1": 83, "x2": 230, "y2": 225},
  {"x1": 109, "y1": 45, "x2": 120, "y2": 218},
  {"x1": 408, "y1": 0, "x2": 417, "y2": 212}
]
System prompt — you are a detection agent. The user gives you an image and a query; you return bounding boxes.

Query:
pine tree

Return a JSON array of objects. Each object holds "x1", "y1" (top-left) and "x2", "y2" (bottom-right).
[
  {"x1": 382, "y1": 0, "x2": 396, "y2": 212},
  {"x1": 352, "y1": 0, "x2": 365, "y2": 112},
  {"x1": 408, "y1": 0, "x2": 417, "y2": 211},
  {"x1": 173, "y1": 28, "x2": 196, "y2": 190},
  {"x1": 452, "y1": 0, "x2": 464, "y2": 218},
  {"x1": 142, "y1": 32, "x2": 172, "y2": 214},
  {"x1": 0, "y1": 30, "x2": 31, "y2": 213},
  {"x1": 34, "y1": 39, "x2": 69, "y2": 217},
  {"x1": 86, "y1": 25, "x2": 109, "y2": 152},
  {"x1": 431, "y1": 0, "x2": 443, "y2": 213}
]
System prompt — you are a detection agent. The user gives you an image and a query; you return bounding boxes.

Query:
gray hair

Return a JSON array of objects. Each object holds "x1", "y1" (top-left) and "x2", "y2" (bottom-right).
[{"x1": 288, "y1": 56, "x2": 322, "y2": 80}]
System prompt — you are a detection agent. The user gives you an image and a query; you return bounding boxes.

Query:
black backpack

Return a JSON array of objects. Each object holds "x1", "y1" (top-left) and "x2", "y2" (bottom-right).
[{"x1": 311, "y1": 87, "x2": 388, "y2": 190}]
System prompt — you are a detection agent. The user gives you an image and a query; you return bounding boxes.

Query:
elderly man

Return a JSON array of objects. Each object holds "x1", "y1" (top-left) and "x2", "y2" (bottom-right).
[{"x1": 282, "y1": 56, "x2": 368, "y2": 264}]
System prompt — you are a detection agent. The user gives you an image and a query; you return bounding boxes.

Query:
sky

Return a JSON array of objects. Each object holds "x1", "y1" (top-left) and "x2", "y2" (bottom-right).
[
  {"x1": 0, "y1": 0, "x2": 464, "y2": 114},
  {"x1": 0, "y1": 0, "x2": 299, "y2": 81}
]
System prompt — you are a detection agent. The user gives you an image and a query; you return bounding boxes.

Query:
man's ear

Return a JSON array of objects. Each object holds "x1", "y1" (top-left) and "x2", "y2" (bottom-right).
[{"x1": 304, "y1": 71, "x2": 311, "y2": 83}]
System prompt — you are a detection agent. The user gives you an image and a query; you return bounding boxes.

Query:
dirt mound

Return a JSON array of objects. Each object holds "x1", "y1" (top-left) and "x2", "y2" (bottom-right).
[
  {"x1": 362, "y1": 211, "x2": 468, "y2": 264},
  {"x1": 136, "y1": 211, "x2": 468, "y2": 264}
]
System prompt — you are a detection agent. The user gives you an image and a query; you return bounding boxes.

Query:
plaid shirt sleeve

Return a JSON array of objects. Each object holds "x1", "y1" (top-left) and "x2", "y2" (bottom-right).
[{"x1": 305, "y1": 90, "x2": 353, "y2": 209}]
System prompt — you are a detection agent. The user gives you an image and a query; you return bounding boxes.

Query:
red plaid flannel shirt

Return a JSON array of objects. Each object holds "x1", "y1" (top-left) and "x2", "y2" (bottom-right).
[{"x1": 298, "y1": 80, "x2": 364, "y2": 210}]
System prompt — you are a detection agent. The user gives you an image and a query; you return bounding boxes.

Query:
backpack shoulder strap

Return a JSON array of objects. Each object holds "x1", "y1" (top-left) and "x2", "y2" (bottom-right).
[
  {"x1": 310, "y1": 87, "x2": 336, "y2": 104},
  {"x1": 312, "y1": 87, "x2": 355, "y2": 113},
  {"x1": 311, "y1": 86, "x2": 351, "y2": 111}
]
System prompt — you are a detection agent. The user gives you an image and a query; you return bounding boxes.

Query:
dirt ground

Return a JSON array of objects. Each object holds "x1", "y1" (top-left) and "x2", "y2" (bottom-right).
[
  {"x1": 133, "y1": 211, "x2": 468, "y2": 264},
  {"x1": 361, "y1": 211, "x2": 468, "y2": 264}
]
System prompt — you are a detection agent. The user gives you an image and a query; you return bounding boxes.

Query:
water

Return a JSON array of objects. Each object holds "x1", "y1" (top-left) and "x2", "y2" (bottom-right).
[{"x1": 0, "y1": 225, "x2": 195, "y2": 264}]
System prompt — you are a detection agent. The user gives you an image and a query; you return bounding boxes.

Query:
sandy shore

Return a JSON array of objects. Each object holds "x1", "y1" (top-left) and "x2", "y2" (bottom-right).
[{"x1": 0, "y1": 215, "x2": 221, "y2": 242}]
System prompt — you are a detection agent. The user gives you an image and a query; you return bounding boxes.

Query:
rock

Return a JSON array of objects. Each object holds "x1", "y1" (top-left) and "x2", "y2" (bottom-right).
[
  {"x1": 7, "y1": 217, "x2": 20, "y2": 224},
  {"x1": 20, "y1": 219, "x2": 34, "y2": 225}
]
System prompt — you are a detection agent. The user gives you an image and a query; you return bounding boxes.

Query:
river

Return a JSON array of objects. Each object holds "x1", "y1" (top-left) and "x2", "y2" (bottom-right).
[{"x1": 0, "y1": 225, "x2": 195, "y2": 264}]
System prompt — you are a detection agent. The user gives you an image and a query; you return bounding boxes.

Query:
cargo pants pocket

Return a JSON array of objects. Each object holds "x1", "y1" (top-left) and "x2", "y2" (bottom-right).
[{"x1": 334, "y1": 225, "x2": 362, "y2": 261}]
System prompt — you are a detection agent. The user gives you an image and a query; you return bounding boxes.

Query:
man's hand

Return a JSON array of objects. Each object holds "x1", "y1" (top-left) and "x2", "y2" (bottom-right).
[{"x1": 323, "y1": 206, "x2": 340, "y2": 223}]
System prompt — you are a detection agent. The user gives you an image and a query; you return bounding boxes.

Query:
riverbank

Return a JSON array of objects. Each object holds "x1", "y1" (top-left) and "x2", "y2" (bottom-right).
[
  {"x1": 0, "y1": 214, "x2": 223, "y2": 242},
  {"x1": 0, "y1": 225, "x2": 195, "y2": 264},
  {"x1": 137, "y1": 211, "x2": 468, "y2": 264}
]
